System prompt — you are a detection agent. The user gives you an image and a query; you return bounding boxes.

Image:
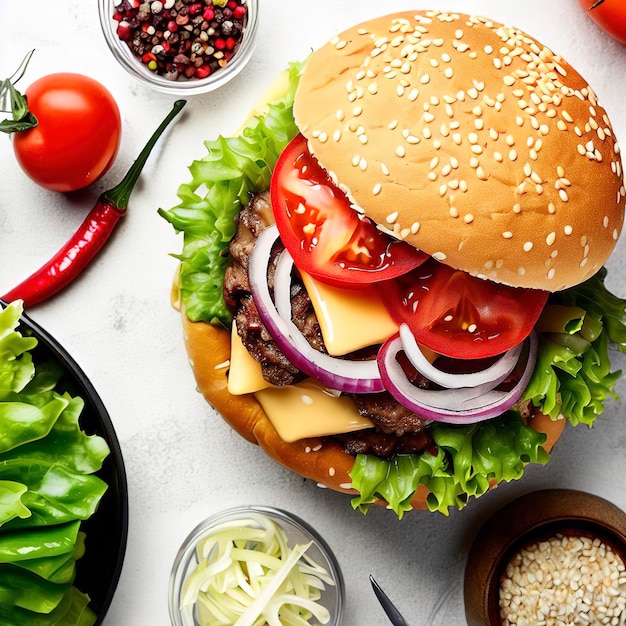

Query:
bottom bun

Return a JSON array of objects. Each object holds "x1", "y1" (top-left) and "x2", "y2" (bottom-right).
[{"x1": 181, "y1": 312, "x2": 566, "y2": 511}]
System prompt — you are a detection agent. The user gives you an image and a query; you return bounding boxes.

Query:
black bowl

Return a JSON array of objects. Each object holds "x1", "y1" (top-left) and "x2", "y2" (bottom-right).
[{"x1": 1, "y1": 301, "x2": 129, "y2": 624}]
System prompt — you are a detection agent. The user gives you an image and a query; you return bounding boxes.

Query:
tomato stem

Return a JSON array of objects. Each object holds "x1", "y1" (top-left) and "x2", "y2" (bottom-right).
[
  {"x1": 0, "y1": 50, "x2": 38, "y2": 133},
  {"x1": 103, "y1": 99, "x2": 186, "y2": 211}
]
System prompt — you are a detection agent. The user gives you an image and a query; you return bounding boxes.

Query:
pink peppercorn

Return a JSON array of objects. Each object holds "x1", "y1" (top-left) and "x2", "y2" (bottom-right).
[
  {"x1": 188, "y1": 2, "x2": 202, "y2": 15},
  {"x1": 233, "y1": 5, "x2": 246, "y2": 19},
  {"x1": 195, "y1": 64, "x2": 212, "y2": 78}
]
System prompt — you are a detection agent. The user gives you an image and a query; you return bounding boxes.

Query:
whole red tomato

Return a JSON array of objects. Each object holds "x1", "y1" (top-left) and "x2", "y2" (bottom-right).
[
  {"x1": 579, "y1": 0, "x2": 626, "y2": 45},
  {"x1": 12, "y1": 73, "x2": 121, "y2": 192}
]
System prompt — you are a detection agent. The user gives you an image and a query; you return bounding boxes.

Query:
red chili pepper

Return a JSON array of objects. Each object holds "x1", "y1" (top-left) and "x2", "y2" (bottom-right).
[{"x1": 1, "y1": 99, "x2": 186, "y2": 308}]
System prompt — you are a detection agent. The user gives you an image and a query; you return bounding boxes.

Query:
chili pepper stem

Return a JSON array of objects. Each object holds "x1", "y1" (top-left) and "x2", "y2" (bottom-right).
[
  {"x1": 1, "y1": 99, "x2": 187, "y2": 308},
  {"x1": 103, "y1": 99, "x2": 186, "y2": 210}
]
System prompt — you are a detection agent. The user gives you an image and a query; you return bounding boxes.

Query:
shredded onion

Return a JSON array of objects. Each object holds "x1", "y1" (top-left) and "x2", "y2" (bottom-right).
[
  {"x1": 377, "y1": 332, "x2": 538, "y2": 424},
  {"x1": 248, "y1": 225, "x2": 385, "y2": 394},
  {"x1": 179, "y1": 513, "x2": 335, "y2": 626}
]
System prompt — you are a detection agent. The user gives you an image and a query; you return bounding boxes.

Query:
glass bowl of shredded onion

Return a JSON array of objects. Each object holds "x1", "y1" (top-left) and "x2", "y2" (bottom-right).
[{"x1": 168, "y1": 505, "x2": 345, "y2": 626}]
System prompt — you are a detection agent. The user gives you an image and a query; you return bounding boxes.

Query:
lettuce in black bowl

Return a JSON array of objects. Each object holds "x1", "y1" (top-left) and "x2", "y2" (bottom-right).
[{"x1": 0, "y1": 300, "x2": 128, "y2": 625}]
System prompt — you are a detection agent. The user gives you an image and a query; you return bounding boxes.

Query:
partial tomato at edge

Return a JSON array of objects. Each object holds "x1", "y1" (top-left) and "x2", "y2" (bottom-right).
[
  {"x1": 579, "y1": 0, "x2": 626, "y2": 45},
  {"x1": 12, "y1": 73, "x2": 121, "y2": 192},
  {"x1": 270, "y1": 133, "x2": 428, "y2": 285},
  {"x1": 381, "y1": 259, "x2": 549, "y2": 360}
]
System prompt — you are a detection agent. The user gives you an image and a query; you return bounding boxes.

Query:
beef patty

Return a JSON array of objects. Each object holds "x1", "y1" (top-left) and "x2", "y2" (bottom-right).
[{"x1": 223, "y1": 192, "x2": 433, "y2": 459}]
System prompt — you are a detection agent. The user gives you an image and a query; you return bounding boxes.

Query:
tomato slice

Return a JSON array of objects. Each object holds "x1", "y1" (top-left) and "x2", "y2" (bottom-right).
[
  {"x1": 270, "y1": 134, "x2": 428, "y2": 285},
  {"x1": 381, "y1": 260, "x2": 549, "y2": 359}
]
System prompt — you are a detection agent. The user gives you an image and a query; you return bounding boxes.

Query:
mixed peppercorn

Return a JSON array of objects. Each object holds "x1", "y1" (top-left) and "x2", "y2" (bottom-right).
[{"x1": 112, "y1": 0, "x2": 248, "y2": 80}]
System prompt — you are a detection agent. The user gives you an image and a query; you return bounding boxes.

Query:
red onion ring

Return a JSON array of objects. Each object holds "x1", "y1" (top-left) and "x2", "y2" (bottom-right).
[
  {"x1": 248, "y1": 225, "x2": 385, "y2": 394},
  {"x1": 377, "y1": 331, "x2": 538, "y2": 424},
  {"x1": 399, "y1": 323, "x2": 524, "y2": 390}
]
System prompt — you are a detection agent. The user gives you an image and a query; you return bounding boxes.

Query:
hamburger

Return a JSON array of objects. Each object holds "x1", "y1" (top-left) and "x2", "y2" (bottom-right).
[{"x1": 161, "y1": 10, "x2": 626, "y2": 516}]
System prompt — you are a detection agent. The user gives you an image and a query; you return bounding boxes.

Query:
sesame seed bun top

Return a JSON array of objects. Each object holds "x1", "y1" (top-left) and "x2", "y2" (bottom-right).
[{"x1": 293, "y1": 10, "x2": 625, "y2": 291}]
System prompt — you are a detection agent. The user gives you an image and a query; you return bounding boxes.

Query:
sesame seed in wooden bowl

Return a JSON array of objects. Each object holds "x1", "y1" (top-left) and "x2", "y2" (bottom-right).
[{"x1": 464, "y1": 489, "x2": 626, "y2": 626}]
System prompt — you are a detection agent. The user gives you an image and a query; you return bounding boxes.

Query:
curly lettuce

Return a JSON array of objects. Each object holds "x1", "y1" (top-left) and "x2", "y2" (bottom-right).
[
  {"x1": 159, "y1": 61, "x2": 305, "y2": 326},
  {"x1": 524, "y1": 268, "x2": 626, "y2": 426},
  {"x1": 161, "y1": 61, "x2": 626, "y2": 518},
  {"x1": 350, "y1": 413, "x2": 550, "y2": 518}
]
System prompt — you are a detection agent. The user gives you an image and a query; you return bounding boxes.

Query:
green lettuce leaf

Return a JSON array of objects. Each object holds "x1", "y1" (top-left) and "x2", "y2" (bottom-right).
[
  {"x1": 160, "y1": 61, "x2": 304, "y2": 326},
  {"x1": 0, "y1": 482, "x2": 30, "y2": 525},
  {"x1": 0, "y1": 301, "x2": 37, "y2": 393},
  {"x1": 350, "y1": 413, "x2": 549, "y2": 516},
  {"x1": 0, "y1": 302, "x2": 109, "y2": 621},
  {"x1": 8, "y1": 532, "x2": 85, "y2": 583},
  {"x1": 524, "y1": 268, "x2": 626, "y2": 426},
  {"x1": 0, "y1": 585, "x2": 95, "y2": 626}
]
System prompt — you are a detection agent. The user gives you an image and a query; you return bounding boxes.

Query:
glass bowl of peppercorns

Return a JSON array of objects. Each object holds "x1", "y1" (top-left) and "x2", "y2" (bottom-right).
[{"x1": 98, "y1": 0, "x2": 258, "y2": 95}]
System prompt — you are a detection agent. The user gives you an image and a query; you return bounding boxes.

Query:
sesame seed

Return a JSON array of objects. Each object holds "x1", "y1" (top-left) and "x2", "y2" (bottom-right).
[
  {"x1": 503, "y1": 231, "x2": 513, "y2": 239},
  {"x1": 546, "y1": 232, "x2": 556, "y2": 245},
  {"x1": 500, "y1": 533, "x2": 626, "y2": 625},
  {"x1": 373, "y1": 183, "x2": 382, "y2": 196},
  {"x1": 523, "y1": 241, "x2": 533, "y2": 252},
  {"x1": 464, "y1": 214, "x2": 474, "y2": 224}
]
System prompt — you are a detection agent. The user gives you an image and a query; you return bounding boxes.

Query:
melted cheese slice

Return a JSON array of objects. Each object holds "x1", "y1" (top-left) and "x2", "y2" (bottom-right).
[
  {"x1": 254, "y1": 380, "x2": 373, "y2": 443},
  {"x1": 227, "y1": 323, "x2": 272, "y2": 395},
  {"x1": 228, "y1": 325, "x2": 373, "y2": 442},
  {"x1": 300, "y1": 272, "x2": 399, "y2": 356}
]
